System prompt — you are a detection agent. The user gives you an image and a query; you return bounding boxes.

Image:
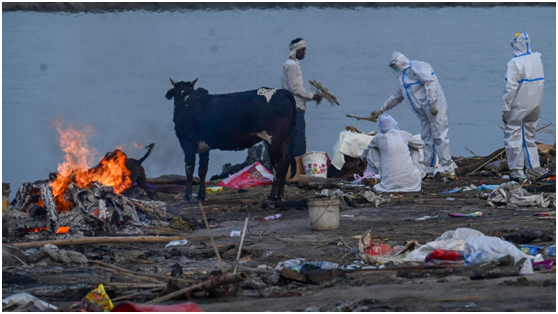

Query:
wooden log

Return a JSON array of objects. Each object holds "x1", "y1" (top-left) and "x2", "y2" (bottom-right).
[
  {"x1": 10, "y1": 235, "x2": 188, "y2": 249},
  {"x1": 455, "y1": 148, "x2": 506, "y2": 175},
  {"x1": 145, "y1": 272, "x2": 248, "y2": 305},
  {"x1": 39, "y1": 183, "x2": 59, "y2": 230}
]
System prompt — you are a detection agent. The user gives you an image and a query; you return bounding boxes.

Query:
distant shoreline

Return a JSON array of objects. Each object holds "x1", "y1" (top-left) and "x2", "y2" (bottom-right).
[{"x1": 2, "y1": 2, "x2": 555, "y2": 13}]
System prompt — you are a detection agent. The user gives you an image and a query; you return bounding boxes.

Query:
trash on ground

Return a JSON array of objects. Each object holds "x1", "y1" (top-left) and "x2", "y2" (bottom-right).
[
  {"x1": 487, "y1": 181, "x2": 556, "y2": 208},
  {"x1": 111, "y1": 301, "x2": 204, "y2": 312},
  {"x1": 2, "y1": 293, "x2": 59, "y2": 312},
  {"x1": 415, "y1": 214, "x2": 439, "y2": 221},
  {"x1": 519, "y1": 245, "x2": 543, "y2": 255},
  {"x1": 205, "y1": 186, "x2": 224, "y2": 194},
  {"x1": 464, "y1": 236, "x2": 533, "y2": 274},
  {"x1": 448, "y1": 211, "x2": 483, "y2": 218},
  {"x1": 403, "y1": 228, "x2": 483, "y2": 262},
  {"x1": 263, "y1": 213, "x2": 282, "y2": 221},
  {"x1": 341, "y1": 214, "x2": 355, "y2": 218},
  {"x1": 424, "y1": 249, "x2": 464, "y2": 265},
  {"x1": 446, "y1": 197, "x2": 456, "y2": 201},
  {"x1": 502, "y1": 230, "x2": 553, "y2": 245},
  {"x1": 218, "y1": 161, "x2": 273, "y2": 190},
  {"x1": 165, "y1": 239, "x2": 188, "y2": 247},
  {"x1": 533, "y1": 211, "x2": 556, "y2": 216},
  {"x1": 229, "y1": 230, "x2": 242, "y2": 237},
  {"x1": 476, "y1": 184, "x2": 499, "y2": 191},
  {"x1": 532, "y1": 259, "x2": 556, "y2": 271}
]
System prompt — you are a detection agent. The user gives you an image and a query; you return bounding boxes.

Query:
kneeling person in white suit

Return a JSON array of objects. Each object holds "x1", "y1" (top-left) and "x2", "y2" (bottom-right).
[{"x1": 358, "y1": 114, "x2": 425, "y2": 193}]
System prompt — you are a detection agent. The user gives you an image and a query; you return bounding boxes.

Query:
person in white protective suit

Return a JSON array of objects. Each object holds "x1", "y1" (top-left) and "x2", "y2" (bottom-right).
[
  {"x1": 357, "y1": 114, "x2": 425, "y2": 193},
  {"x1": 370, "y1": 51, "x2": 451, "y2": 176},
  {"x1": 503, "y1": 32, "x2": 546, "y2": 181}
]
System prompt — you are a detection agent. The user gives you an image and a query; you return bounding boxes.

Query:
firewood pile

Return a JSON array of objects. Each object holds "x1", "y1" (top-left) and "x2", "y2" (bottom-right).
[{"x1": 4, "y1": 178, "x2": 173, "y2": 237}]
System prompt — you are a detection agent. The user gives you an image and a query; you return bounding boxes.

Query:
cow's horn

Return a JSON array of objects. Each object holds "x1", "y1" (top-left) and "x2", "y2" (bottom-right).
[
  {"x1": 191, "y1": 78, "x2": 198, "y2": 86},
  {"x1": 170, "y1": 78, "x2": 177, "y2": 86}
]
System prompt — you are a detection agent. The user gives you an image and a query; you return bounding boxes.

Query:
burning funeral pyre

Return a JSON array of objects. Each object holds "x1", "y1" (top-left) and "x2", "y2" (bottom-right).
[{"x1": 4, "y1": 119, "x2": 172, "y2": 238}]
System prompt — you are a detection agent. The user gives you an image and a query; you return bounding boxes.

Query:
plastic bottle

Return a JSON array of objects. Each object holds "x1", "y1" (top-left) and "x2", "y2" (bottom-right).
[
  {"x1": 307, "y1": 261, "x2": 339, "y2": 269},
  {"x1": 424, "y1": 249, "x2": 464, "y2": 262},
  {"x1": 263, "y1": 213, "x2": 282, "y2": 221}
]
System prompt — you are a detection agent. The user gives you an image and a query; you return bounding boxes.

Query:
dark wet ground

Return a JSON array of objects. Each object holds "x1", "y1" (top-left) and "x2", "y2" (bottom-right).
[{"x1": 2, "y1": 177, "x2": 556, "y2": 311}]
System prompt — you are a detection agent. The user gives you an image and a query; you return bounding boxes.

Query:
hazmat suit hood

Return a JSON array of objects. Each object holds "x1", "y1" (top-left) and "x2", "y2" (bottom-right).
[
  {"x1": 511, "y1": 32, "x2": 531, "y2": 57},
  {"x1": 389, "y1": 51, "x2": 411, "y2": 77},
  {"x1": 378, "y1": 114, "x2": 400, "y2": 134}
]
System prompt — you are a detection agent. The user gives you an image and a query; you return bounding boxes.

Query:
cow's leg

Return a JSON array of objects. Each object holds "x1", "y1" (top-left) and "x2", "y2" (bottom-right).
[
  {"x1": 179, "y1": 139, "x2": 197, "y2": 202},
  {"x1": 197, "y1": 151, "x2": 209, "y2": 201},
  {"x1": 267, "y1": 141, "x2": 289, "y2": 201}
]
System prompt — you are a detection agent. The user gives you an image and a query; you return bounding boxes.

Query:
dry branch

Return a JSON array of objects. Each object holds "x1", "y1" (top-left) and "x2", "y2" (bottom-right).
[
  {"x1": 309, "y1": 80, "x2": 340, "y2": 106},
  {"x1": 93, "y1": 261, "x2": 197, "y2": 283},
  {"x1": 146, "y1": 272, "x2": 248, "y2": 305},
  {"x1": 346, "y1": 114, "x2": 375, "y2": 122}
]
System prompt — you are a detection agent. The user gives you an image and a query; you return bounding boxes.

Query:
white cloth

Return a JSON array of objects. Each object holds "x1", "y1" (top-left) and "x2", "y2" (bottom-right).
[
  {"x1": 503, "y1": 32, "x2": 544, "y2": 171},
  {"x1": 380, "y1": 51, "x2": 452, "y2": 171},
  {"x1": 331, "y1": 131, "x2": 376, "y2": 170},
  {"x1": 289, "y1": 40, "x2": 306, "y2": 59},
  {"x1": 361, "y1": 129, "x2": 425, "y2": 193},
  {"x1": 282, "y1": 59, "x2": 314, "y2": 110}
]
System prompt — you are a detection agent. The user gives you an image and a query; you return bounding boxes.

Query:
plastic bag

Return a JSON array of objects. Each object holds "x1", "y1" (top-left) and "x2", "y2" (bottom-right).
[
  {"x1": 403, "y1": 228, "x2": 484, "y2": 262},
  {"x1": 487, "y1": 181, "x2": 555, "y2": 208},
  {"x1": 464, "y1": 236, "x2": 533, "y2": 275},
  {"x1": 218, "y1": 162, "x2": 273, "y2": 190},
  {"x1": 2, "y1": 293, "x2": 58, "y2": 312}
]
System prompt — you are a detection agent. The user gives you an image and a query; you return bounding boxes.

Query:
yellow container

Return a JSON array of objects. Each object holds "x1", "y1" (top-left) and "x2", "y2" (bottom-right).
[
  {"x1": 2, "y1": 196, "x2": 8, "y2": 211},
  {"x1": 206, "y1": 186, "x2": 224, "y2": 194}
]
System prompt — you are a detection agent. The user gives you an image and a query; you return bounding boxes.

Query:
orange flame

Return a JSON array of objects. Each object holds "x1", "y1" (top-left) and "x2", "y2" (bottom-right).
[
  {"x1": 49, "y1": 119, "x2": 132, "y2": 212},
  {"x1": 56, "y1": 226, "x2": 70, "y2": 234}
]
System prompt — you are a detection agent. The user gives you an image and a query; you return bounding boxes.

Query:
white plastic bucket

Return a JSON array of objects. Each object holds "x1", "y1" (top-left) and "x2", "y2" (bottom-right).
[
  {"x1": 301, "y1": 151, "x2": 328, "y2": 178},
  {"x1": 308, "y1": 197, "x2": 340, "y2": 231}
]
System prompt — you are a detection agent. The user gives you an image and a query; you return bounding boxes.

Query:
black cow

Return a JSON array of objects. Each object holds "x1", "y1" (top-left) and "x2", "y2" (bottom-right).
[{"x1": 165, "y1": 78, "x2": 297, "y2": 201}]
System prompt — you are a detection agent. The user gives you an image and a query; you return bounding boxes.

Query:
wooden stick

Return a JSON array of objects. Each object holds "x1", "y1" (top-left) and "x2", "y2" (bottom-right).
[
  {"x1": 536, "y1": 122, "x2": 553, "y2": 132},
  {"x1": 234, "y1": 215, "x2": 250, "y2": 274},
  {"x1": 93, "y1": 261, "x2": 197, "y2": 283},
  {"x1": 97, "y1": 266, "x2": 165, "y2": 284},
  {"x1": 465, "y1": 147, "x2": 480, "y2": 158},
  {"x1": 104, "y1": 283, "x2": 166, "y2": 289},
  {"x1": 346, "y1": 114, "x2": 375, "y2": 122},
  {"x1": 111, "y1": 288, "x2": 161, "y2": 301},
  {"x1": 10, "y1": 236, "x2": 187, "y2": 249},
  {"x1": 146, "y1": 272, "x2": 248, "y2": 305},
  {"x1": 470, "y1": 150, "x2": 506, "y2": 174},
  {"x1": 199, "y1": 201, "x2": 226, "y2": 275}
]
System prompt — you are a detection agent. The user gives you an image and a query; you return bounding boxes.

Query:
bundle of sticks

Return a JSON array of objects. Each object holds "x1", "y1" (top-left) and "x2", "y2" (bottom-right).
[{"x1": 309, "y1": 80, "x2": 340, "y2": 106}]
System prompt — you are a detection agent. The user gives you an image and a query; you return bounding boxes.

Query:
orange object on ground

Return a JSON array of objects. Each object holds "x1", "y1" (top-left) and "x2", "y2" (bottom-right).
[{"x1": 111, "y1": 301, "x2": 203, "y2": 312}]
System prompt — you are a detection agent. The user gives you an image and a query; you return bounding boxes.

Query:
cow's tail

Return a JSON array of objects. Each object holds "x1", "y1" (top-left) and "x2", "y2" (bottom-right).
[
  {"x1": 138, "y1": 143, "x2": 156, "y2": 164},
  {"x1": 284, "y1": 90, "x2": 297, "y2": 180}
]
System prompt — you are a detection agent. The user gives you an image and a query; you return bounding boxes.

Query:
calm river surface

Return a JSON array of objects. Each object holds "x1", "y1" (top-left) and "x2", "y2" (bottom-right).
[{"x1": 2, "y1": 6, "x2": 556, "y2": 190}]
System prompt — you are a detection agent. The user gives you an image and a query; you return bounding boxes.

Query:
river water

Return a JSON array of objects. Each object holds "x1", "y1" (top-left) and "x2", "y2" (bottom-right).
[{"x1": 2, "y1": 7, "x2": 556, "y2": 190}]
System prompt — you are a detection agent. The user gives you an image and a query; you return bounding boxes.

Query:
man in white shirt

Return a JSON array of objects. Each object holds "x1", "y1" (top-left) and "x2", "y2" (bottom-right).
[{"x1": 282, "y1": 38, "x2": 322, "y2": 158}]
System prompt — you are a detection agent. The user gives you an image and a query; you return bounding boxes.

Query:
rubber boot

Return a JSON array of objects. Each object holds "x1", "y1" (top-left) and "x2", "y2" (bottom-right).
[{"x1": 287, "y1": 157, "x2": 303, "y2": 182}]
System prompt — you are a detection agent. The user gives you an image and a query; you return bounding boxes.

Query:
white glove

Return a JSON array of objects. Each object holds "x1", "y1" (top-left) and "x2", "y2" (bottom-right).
[{"x1": 370, "y1": 110, "x2": 383, "y2": 123}]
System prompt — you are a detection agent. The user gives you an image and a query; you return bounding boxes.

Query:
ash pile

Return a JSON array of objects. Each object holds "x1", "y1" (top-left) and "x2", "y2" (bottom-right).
[{"x1": 4, "y1": 178, "x2": 173, "y2": 239}]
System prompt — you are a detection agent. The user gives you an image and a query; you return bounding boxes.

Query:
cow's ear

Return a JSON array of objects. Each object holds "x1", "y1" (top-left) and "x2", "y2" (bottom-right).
[
  {"x1": 190, "y1": 78, "x2": 198, "y2": 87},
  {"x1": 170, "y1": 78, "x2": 177, "y2": 86},
  {"x1": 165, "y1": 88, "x2": 174, "y2": 100}
]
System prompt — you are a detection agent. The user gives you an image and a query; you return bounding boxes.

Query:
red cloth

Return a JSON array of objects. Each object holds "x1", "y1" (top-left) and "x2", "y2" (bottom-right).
[{"x1": 111, "y1": 301, "x2": 203, "y2": 312}]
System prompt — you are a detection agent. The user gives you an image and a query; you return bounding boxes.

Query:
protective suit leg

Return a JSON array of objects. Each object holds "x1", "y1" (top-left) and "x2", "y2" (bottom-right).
[
  {"x1": 521, "y1": 106, "x2": 541, "y2": 169},
  {"x1": 424, "y1": 102, "x2": 452, "y2": 173},
  {"x1": 504, "y1": 107, "x2": 536, "y2": 171},
  {"x1": 365, "y1": 147, "x2": 381, "y2": 175},
  {"x1": 417, "y1": 110, "x2": 435, "y2": 174}
]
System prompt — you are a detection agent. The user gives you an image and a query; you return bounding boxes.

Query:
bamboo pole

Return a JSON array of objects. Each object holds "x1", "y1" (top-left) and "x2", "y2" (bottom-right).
[
  {"x1": 10, "y1": 236, "x2": 187, "y2": 249},
  {"x1": 233, "y1": 216, "x2": 250, "y2": 274},
  {"x1": 198, "y1": 201, "x2": 226, "y2": 274}
]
